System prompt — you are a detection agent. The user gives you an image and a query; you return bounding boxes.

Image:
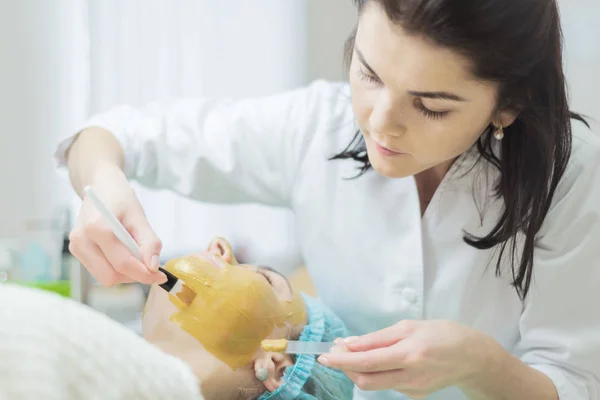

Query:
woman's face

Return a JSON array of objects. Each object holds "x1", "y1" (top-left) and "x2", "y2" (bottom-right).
[
  {"x1": 143, "y1": 238, "x2": 305, "y2": 398},
  {"x1": 350, "y1": 3, "x2": 514, "y2": 179}
]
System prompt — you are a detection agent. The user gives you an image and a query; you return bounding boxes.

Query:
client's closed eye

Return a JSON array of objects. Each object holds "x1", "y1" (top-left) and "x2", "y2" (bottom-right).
[
  {"x1": 255, "y1": 266, "x2": 293, "y2": 298},
  {"x1": 259, "y1": 270, "x2": 287, "y2": 292},
  {"x1": 259, "y1": 271, "x2": 273, "y2": 285}
]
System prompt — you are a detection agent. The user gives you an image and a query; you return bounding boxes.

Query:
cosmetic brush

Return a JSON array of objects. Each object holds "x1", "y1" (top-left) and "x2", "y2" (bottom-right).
[{"x1": 84, "y1": 186, "x2": 196, "y2": 304}]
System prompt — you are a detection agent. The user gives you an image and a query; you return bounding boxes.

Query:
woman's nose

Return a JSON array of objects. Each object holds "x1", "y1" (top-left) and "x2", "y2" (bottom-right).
[{"x1": 368, "y1": 90, "x2": 404, "y2": 137}]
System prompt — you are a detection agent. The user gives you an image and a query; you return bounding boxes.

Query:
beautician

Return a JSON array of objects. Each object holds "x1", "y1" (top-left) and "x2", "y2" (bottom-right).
[{"x1": 56, "y1": 0, "x2": 600, "y2": 399}]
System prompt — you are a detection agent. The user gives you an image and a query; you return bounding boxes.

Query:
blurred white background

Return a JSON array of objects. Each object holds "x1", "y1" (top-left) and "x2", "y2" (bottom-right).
[
  {"x1": 0, "y1": 0, "x2": 598, "y2": 280},
  {"x1": 0, "y1": 0, "x2": 356, "y2": 279}
]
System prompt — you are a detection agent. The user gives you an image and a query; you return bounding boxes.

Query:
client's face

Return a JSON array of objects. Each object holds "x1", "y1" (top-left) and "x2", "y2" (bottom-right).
[{"x1": 143, "y1": 237, "x2": 307, "y2": 399}]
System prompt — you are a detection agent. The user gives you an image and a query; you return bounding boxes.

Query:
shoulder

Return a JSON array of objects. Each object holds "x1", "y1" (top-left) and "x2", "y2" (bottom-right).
[
  {"x1": 293, "y1": 80, "x2": 356, "y2": 146},
  {"x1": 236, "y1": 79, "x2": 354, "y2": 151},
  {"x1": 286, "y1": 80, "x2": 353, "y2": 125},
  {"x1": 251, "y1": 79, "x2": 350, "y2": 114},
  {"x1": 0, "y1": 284, "x2": 150, "y2": 353},
  {"x1": 280, "y1": 80, "x2": 356, "y2": 166},
  {"x1": 571, "y1": 118, "x2": 600, "y2": 167},
  {"x1": 538, "y1": 120, "x2": 600, "y2": 239},
  {"x1": 294, "y1": 79, "x2": 351, "y2": 104},
  {"x1": 555, "y1": 119, "x2": 600, "y2": 200}
]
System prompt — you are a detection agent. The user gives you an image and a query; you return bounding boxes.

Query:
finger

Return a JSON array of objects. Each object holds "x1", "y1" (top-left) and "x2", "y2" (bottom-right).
[
  {"x1": 101, "y1": 242, "x2": 166, "y2": 284},
  {"x1": 69, "y1": 235, "x2": 131, "y2": 286},
  {"x1": 347, "y1": 370, "x2": 432, "y2": 398},
  {"x1": 126, "y1": 213, "x2": 163, "y2": 272},
  {"x1": 318, "y1": 346, "x2": 409, "y2": 373},
  {"x1": 345, "y1": 320, "x2": 416, "y2": 352},
  {"x1": 370, "y1": 369, "x2": 436, "y2": 399},
  {"x1": 347, "y1": 369, "x2": 406, "y2": 392},
  {"x1": 89, "y1": 222, "x2": 166, "y2": 284}
]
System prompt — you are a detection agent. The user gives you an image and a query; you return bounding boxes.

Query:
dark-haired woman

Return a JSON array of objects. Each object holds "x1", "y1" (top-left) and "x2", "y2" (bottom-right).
[{"x1": 57, "y1": 1, "x2": 600, "y2": 398}]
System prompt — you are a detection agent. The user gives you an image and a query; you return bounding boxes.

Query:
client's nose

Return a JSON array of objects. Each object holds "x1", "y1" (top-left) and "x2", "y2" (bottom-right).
[{"x1": 208, "y1": 237, "x2": 238, "y2": 264}]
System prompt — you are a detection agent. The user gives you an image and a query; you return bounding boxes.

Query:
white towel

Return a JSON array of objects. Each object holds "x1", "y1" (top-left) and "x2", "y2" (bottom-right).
[{"x1": 0, "y1": 284, "x2": 204, "y2": 400}]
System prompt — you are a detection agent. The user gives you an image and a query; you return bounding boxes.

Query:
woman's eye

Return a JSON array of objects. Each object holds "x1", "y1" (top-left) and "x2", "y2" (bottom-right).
[
  {"x1": 414, "y1": 100, "x2": 449, "y2": 120},
  {"x1": 357, "y1": 67, "x2": 381, "y2": 85}
]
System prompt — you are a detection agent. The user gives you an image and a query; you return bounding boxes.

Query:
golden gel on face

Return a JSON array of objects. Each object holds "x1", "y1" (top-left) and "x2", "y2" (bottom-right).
[{"x1": 163, "y1": 256, "x2": 305, "y2": 369}]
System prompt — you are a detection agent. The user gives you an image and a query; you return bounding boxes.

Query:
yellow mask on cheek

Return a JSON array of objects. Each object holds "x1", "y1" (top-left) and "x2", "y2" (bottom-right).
[{"x1": 163, "y1": 256, "x2": 306, "y2": 369}]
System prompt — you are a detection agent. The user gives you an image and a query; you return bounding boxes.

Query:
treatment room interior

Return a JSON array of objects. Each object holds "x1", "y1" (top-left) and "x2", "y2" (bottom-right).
[{"x1": 0, "y1": 0, "x2": 599, "y2": 334}]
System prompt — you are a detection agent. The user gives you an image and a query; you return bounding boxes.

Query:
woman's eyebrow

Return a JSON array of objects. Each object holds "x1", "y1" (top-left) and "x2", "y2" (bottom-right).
[
  {"x1": 408, "y1": 91, "x2": 467, "y2": 102},
  {"x1": 356, "y1": 46, "x2": 467, "y2": 102},
  {"x1": 355, "y1": 47, "x2": 379, "y2": 78}
]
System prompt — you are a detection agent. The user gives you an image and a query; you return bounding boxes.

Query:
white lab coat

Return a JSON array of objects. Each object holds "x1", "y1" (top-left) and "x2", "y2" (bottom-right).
[{"x1": 56, "y1": 80, "x2": 600, "y2": 400}]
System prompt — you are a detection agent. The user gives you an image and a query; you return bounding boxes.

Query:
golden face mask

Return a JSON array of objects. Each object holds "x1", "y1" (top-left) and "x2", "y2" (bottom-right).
[{"x1": 163, "y1": 254, "x2": 306, "y2": 369}]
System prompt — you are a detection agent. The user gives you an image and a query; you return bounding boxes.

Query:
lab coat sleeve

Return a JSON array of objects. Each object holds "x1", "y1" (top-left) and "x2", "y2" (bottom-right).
[
  {"x1": 518, "y1": 134, "x2": 600, "y2": 399},
  {"x1": 55, "y1": 80, "x2": 347, "y2": 207}
]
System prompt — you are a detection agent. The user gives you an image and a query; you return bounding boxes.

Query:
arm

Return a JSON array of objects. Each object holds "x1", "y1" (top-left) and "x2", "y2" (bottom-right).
[
  {"x1": 56, "y1": 81, "x2": 349, "y2": 207},
  {"x1": 65, "y1": 127, "x2": 125, "y2": 197}
]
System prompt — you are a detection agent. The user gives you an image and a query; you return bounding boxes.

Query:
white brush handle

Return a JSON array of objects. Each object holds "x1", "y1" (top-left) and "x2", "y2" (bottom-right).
[
  {"x1": 84, "y1": 186, "x2": 143, "y2": 261},
  {"x1": 285, "y1": 341, "x2": 335, "y2": 355}
]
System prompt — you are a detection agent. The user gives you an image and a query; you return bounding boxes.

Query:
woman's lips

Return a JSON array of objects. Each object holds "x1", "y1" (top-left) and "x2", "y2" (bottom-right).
[{"x1": 373, "y1": 141, "x2": 405, "y2": 157}]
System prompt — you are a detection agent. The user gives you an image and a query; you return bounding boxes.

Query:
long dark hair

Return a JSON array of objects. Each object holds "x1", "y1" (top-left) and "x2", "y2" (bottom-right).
[{"x1": 332, "y1": 0, "x2": 589, "y2": 300}]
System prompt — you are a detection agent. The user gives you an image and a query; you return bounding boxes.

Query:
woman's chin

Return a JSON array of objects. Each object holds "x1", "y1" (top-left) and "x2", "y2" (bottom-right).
[{"x1": 367, "y1": 151, "x2": 415, "y2": 179}]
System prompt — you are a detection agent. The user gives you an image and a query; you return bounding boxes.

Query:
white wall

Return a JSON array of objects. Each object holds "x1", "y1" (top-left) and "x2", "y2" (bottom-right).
[
  {"x1": 305, "y1": 0, "x2": 357, "y2": 82},
  {"x1": 559, "y1": 0, "x2": 600, "y2": 130},
  {"x1": 0, "y1": 1, "x2": 87, "y2": 239}
]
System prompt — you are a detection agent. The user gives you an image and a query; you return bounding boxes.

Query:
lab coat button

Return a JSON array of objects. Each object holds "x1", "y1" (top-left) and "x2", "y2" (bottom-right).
[{"x1": 402, "y1": 288, "x2": 418, "y2": 304}]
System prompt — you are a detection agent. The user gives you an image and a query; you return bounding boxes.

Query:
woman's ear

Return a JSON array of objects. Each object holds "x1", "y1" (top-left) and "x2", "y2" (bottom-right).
[
  {"x1": 208, "y1": 237, "x2": 239, "y2": 264},
  {"x1": 496, "y1": 108, "x2": 519, "y2": 128},
  {"x1": 253, "y1": 352, "x2": 294, "y2": 392}
]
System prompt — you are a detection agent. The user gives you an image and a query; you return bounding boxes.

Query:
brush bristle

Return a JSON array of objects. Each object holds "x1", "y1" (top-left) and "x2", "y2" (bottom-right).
[{"x1": 176, "y1": 284, "x2": 196, "y2": 305}]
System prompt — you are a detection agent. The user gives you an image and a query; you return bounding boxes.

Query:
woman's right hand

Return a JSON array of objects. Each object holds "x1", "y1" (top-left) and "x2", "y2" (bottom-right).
[{"x1": 68, "y1": 163, "x2": 167, "y2": 286}]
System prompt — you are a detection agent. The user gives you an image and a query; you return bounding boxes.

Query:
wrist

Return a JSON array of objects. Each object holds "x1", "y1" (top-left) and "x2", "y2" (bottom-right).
[
  {"x1": 67, "y1": 128, "x2": 126, "y2": 196},
  {"x1": 458, "y1": 333, "x2": 508, "y2": 394},
  {"x1": 90, "y1": 160, "x2": 126, "y2": 185},
  {"x1": 457, "y1": 339, "x2": 559, "y2": 400},
  {"x1": 72, "y1": 161, "x2": 125, "y2": 199}
]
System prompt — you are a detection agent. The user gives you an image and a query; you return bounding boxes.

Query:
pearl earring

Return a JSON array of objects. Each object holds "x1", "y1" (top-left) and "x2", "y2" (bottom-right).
[{"x1": 493, "y1": 125, "x2": 505, "y2": 140}]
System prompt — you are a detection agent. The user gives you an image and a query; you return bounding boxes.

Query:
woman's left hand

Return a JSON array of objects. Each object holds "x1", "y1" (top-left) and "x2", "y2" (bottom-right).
[{"x1": 318, "y1": 320, "x2": 498, "y2": 398}]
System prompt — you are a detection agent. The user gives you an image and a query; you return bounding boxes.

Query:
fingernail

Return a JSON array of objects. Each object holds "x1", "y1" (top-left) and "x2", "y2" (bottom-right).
[
  {"x1": 330, "y1": 345, "x2": 348, "y2": 354},
  {"x1": 317, "y1": 356, "x2": 329, "y2": 366},
  {"x1": 159, "y1": 272, "x2": 168, "y2": 284},
  {"x1": 344, "y1": 336, "x2": 360, "y2": 344},
  {"x1": 150, "y1": 255, "x2": 159, "y2": 271},
  {"x1": 334, "y1": 338, "x2": 344, "y2": 345}
]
